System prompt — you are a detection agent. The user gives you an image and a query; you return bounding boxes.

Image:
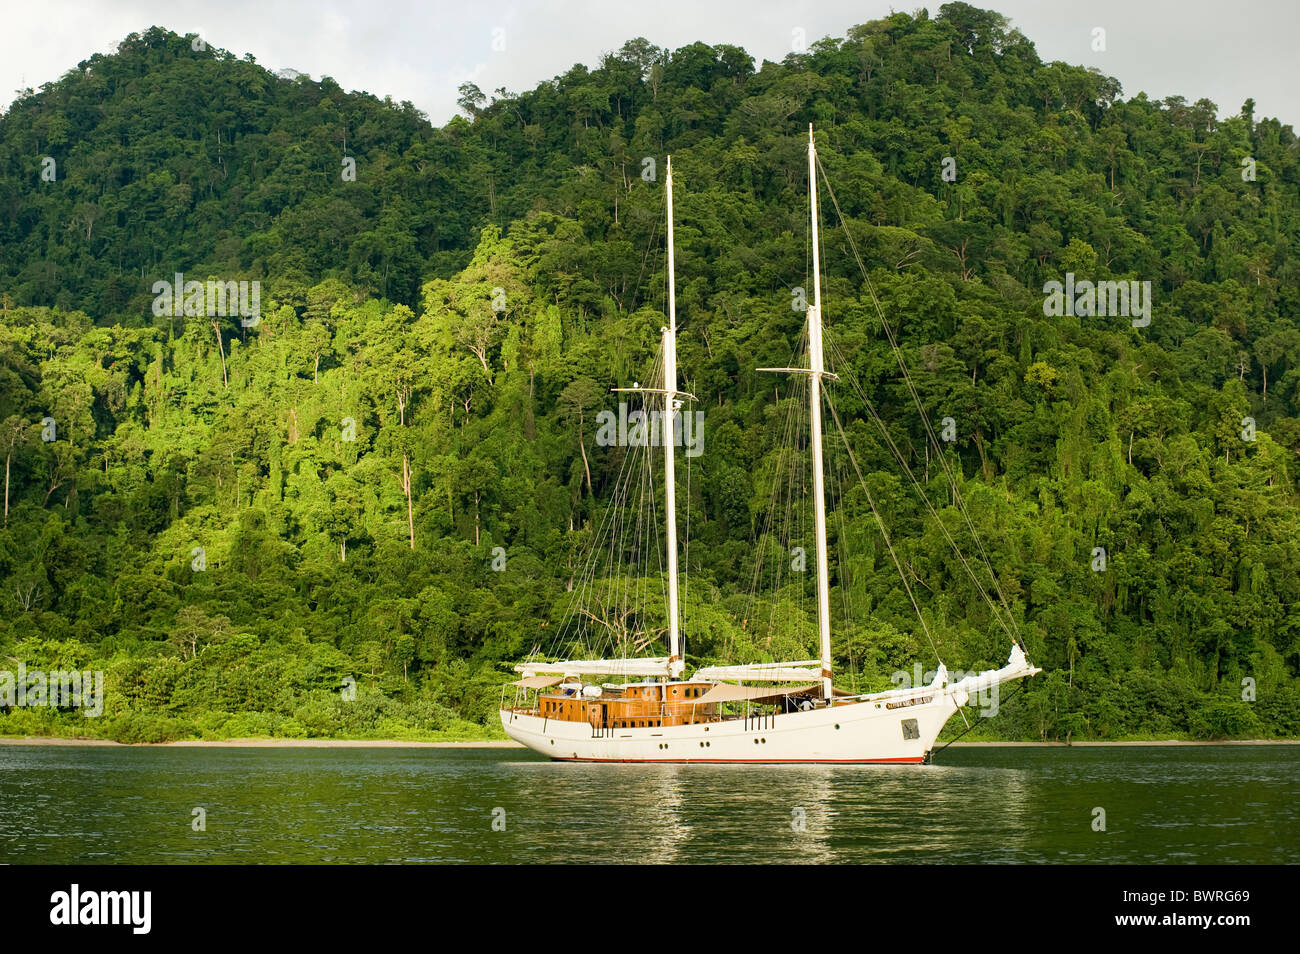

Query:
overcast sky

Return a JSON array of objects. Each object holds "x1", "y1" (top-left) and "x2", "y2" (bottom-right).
[{"x1": 4, "y1": 1, "x2": 1297, "y2": 127}]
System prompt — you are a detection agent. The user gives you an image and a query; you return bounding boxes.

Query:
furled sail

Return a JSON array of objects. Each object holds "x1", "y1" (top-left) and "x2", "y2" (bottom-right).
[
  {"x1": 692, "y1": 661, "x2": 823, "y2": 682},
  {"x1": 515, "y1": 658, "x2": 673, "y2": 678}
]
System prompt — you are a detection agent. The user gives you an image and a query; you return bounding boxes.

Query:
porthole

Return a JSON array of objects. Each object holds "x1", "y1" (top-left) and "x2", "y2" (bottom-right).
[
  {"x1": 753, "y1": 738, "x2": 759, "y2": 745},
  {"x1": 835, "y1": 724, "x2": 840, "y2": 730}
]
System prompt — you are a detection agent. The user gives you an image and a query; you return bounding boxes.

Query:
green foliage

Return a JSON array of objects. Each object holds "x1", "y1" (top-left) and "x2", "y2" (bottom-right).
[{"x1": 2, "y1": 9, "x2": 1299, "y2": 741}]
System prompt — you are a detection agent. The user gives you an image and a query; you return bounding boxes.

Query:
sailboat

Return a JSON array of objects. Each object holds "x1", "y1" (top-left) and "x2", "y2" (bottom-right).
[{"x1": 501, "y1": 126, "x2": 1040, "y2": 763}]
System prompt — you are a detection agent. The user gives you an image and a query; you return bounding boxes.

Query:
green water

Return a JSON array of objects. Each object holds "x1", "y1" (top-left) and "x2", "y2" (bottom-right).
[{"x1": 0, "y1": 744, "x2": 1294, "y2": 863}]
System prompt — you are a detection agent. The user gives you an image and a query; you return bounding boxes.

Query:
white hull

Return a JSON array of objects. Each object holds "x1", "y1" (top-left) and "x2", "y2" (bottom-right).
[
  {"x1": 501, "y1": 649, "x2": 1039, "y2": 764},
  {"x1": 504, "y1": 694, "x2": 952, "y2": 763}
]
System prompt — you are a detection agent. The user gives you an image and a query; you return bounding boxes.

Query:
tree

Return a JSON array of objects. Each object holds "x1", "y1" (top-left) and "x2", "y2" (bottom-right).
[
  {"x1": 559, "y1": 377, "x2": 602, "y2": 495},
  {"x1": 3, "y1": 416, "x2": 27, "y2": 525},
  {"x1": 457, "y1": 82, "x2": 486, "y2": 118},
  {"x1": 169, "y1": 607, "x2": 233, "y2": 660}
]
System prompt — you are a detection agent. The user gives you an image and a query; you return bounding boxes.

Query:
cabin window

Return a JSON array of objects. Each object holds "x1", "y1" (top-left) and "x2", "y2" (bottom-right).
[{"x1": 901, "y1": 718, "x2": 919, "y2": 741}]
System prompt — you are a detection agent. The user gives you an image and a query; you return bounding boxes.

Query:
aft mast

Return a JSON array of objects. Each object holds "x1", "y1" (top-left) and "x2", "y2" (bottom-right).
[
  {"x1": 664, "y1": 156, "x2": 684, "y2": 680},
  {"x1": 807, "y1": 126, "x2": 834, "y2": 701}
]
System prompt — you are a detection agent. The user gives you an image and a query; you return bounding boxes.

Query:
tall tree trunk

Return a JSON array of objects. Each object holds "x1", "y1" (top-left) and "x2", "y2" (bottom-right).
[
  {"x1": 577, "y1": 411, "x2": 593, "y2": 495},
  {"x1": 404, "y1": 453, "x2": 414, "y2": 550},
  {"x1": 211, "y1": 320, "x2": 228, "y2": 388}
]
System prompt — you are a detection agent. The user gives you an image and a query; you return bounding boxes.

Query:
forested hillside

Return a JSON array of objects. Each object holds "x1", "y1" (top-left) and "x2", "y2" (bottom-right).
[{"x1": 2, "y1": 4, "x2": 1298, "y2": 742}]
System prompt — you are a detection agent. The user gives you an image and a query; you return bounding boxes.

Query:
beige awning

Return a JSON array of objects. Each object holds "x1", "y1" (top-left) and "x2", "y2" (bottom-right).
[
  {"x1": 689, "y1": 683, "x2": 818, "y2": 705},
  {"x1": 510, "y1": 675, "x2": 565, "y2": 689}
]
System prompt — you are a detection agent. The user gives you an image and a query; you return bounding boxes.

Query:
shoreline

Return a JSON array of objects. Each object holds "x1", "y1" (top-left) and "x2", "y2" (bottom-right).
[
  {"x1": 0, "y1": 737, "x2": 523, "y2": 748},
  {"x1": 1, "y1": 737, "x2": 1296, "y2": 749}
]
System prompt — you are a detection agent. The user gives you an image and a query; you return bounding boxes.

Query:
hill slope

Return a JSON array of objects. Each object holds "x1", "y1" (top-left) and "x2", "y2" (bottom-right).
[{"x1": 1, "y1": 4, "x2": 1298, "y2": 741}]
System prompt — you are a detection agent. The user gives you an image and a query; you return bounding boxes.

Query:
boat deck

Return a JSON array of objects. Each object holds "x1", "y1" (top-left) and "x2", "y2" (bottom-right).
[{"x1": 507, "y1": 681, "x2": 831, "y2": 729}]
